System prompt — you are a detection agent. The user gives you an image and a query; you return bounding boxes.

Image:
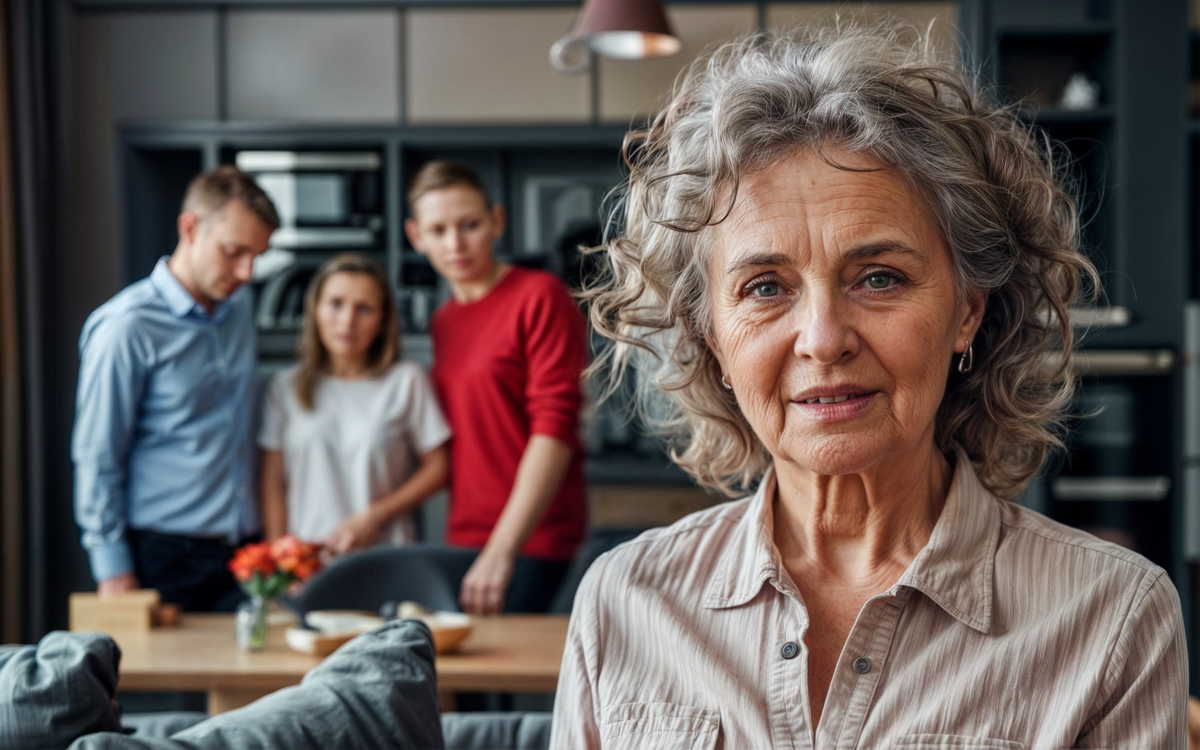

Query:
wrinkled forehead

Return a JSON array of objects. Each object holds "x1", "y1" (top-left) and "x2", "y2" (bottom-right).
[{"x1": 707, "y1": 150, "x2": 945, "y2": 266}]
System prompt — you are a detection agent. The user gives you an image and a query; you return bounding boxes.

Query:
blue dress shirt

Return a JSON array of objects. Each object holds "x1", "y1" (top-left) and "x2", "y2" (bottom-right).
[{"x1": 72, "y1": 258, "x2": 260, "y2": 582}]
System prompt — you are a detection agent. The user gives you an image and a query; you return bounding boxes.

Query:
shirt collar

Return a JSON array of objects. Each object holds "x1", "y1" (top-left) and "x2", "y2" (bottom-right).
[
  {"x1": 702, "y1": 449, "x2": 1000, "y2": 634},
  {"x1": 150, "y1": 256, "x2": 230, "y2": 322}
]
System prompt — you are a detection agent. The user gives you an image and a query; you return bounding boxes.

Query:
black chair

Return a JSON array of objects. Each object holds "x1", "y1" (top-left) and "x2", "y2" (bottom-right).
[{"x1": 289, "y1": 544, "x2": 477, "y2": 617}]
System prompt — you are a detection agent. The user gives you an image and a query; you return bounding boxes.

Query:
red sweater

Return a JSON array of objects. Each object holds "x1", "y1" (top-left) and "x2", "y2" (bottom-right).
[{"x1": 430, "y1": 267, "x2": 588, "y2": 562}]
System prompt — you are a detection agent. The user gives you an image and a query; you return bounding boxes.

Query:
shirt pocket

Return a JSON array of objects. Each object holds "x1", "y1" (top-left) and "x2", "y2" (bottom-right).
[
  {"x1": 896, "y1": 735, "x2": 1024, "y2": 750},
  {"x1": 600, "y1": 702, "x2": 719, "y2": 750}
]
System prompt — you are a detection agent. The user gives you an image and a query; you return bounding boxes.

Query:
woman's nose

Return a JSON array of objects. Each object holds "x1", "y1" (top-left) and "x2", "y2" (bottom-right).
[{"x1": 792, "y1": 292, "x2": 859, "y2": 365}]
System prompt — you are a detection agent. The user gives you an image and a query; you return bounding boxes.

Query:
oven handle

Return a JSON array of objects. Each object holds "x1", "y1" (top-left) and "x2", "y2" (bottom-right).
[
  {"x1": 1063, "y1": 349, "x2": 1177, "y2": 376},
  {"x1": 1051, "y1": 476, "x2": 1171, "y2": 502},
  {"x1": 1042, "y1": 306, "x2": 1133, "y2": 329},
  {"x1": 1184, "y1": 302, "x2": 1200, "y2": 558}
]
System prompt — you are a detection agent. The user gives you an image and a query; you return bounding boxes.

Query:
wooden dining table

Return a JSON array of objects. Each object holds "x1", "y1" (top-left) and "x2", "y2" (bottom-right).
[{"x1": 108, "y1": 613, "x2": 569, "y2": 714}]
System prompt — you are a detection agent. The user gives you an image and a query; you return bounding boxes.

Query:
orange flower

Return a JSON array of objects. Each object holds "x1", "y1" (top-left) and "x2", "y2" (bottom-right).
[
  {"x1": 270, "y1": 535, "x2": 322, "y2": 582},
  {"x1": 228, "y1": 541, "x2": 276, "y2": 582}
]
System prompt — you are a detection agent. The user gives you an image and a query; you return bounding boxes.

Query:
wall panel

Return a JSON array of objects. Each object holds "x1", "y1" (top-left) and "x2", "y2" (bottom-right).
[{"x1": 227, "y1": 10, "x2": 400, "y2": 122}]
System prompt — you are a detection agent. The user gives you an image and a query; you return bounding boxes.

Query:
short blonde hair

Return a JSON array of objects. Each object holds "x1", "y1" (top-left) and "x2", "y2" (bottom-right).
[
  {"x1": 584, "y1": 23, "x2": 1097, "y2": 499},
  {"x1": 407, "y1": 160, "x2": 491, "y2": 215}
]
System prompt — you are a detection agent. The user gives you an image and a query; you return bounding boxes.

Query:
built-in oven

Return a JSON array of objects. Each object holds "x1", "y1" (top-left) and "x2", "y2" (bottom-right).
[
  {"x1": 1021, "y1": 337, "x2": 1179, "y2": 573},
  {"x1": 235, "y1": 151, "x2": 384, "y2": 249}
]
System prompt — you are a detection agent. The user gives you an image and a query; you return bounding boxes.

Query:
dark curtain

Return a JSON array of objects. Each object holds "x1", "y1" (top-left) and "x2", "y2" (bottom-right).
[{"x1": 3, "y1": 0, "x2": 61, "y2": 642}]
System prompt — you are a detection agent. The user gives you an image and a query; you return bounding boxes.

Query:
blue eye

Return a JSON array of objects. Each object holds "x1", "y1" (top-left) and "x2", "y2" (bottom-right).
[
  {"x1": 864, "y1": 273, "x2": 896, "y2": 290},
  {"x1": 752, "y1": 282, "x2": 781, "y2": 297}
]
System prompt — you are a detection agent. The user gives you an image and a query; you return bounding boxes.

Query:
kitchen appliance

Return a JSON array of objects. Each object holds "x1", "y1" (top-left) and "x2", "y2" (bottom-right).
[
  {"x1": 235, "y1": 151, "x2": 384, "y2": 249},
  {"x1": 1044, "y1": 363, "x2": 1178, "y2": 572}
]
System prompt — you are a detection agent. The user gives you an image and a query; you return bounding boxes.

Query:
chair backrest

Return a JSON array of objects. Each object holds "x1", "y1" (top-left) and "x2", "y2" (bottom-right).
[
  {"x1": 548, "y1": 530, "x2": 642, "y2": 614},
  {"x1": 290, "y1": 544, "x2": 477, "y2": 616}
]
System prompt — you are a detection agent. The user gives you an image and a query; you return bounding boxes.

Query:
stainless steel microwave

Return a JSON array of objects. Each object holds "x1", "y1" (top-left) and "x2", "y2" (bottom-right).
[{"x1": 235, "y1": 151, "x2": 383, "y2": 249}]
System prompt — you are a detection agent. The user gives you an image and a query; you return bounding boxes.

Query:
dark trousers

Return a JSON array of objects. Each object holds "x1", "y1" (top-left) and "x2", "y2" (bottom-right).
[
  {"x1": 502, "y1": 557, "x2": 570, "y2": 614},
  {"x1": 127, "y1": 529, "x2": 255, "y2": 613},
  {"x1": 454, "y1": 555, "x2": 569, "y2": 713}
]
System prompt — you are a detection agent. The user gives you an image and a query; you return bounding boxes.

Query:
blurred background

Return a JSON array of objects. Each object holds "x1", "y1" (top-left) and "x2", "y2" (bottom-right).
[{"x1": 0, "y1": 0, "x2": 1196, "y2": 688}]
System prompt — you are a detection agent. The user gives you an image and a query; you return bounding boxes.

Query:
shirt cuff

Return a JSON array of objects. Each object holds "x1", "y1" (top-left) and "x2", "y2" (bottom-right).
[{"x1": 88, "y1": 541, "x2": 135, "y2": 583}]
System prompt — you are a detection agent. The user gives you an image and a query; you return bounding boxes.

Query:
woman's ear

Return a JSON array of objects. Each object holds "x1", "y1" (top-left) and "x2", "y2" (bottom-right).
[
  {"x1": 404, "y1": 218, "x2": 423, "y2": 255},
  {"x1": 958, "y1": 290, "x2": 987, "y2": 351},
  {"x1": 490, "y1": 204, "x2": 507, "y2": 238},
  {"x1": 705, "y1": 332, "x2": 729, "y2": 380}
]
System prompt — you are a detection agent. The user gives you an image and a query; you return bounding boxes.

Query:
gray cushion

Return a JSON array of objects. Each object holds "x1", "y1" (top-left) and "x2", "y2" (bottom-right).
[
  {"x1": 70, "y1": 618, "x2": 444, "y2": 750},
  {"x1": 441, "y1": 712, "x2": 552, "y2": 750},
  {"x1": 0, "y1": 631, "x2": 124, "y2": 750},
  {"x1": 120, "y1": 713, "x2": 207, "y2": 738}
]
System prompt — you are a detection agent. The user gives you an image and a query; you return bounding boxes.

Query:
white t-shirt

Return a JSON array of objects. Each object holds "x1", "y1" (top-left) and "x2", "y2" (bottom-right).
[{"x1": 258, "y1": 361, "x2": 451, "y2": 546}]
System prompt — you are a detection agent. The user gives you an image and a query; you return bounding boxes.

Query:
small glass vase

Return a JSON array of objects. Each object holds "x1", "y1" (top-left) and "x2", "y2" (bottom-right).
[{"x1": 236, "y1": 595, "x2": 270, "y2": 651}]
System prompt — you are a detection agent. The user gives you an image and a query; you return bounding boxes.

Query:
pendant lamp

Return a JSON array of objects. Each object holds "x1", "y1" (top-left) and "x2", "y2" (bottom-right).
[{"x1": 550, "y1": 0, "x2": 682, "y2": 75}]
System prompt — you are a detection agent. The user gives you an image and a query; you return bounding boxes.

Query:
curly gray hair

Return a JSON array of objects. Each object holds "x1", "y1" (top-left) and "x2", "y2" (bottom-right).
[{"x1": 584, "y1": 22, "x2": 1098, "y2": 499}]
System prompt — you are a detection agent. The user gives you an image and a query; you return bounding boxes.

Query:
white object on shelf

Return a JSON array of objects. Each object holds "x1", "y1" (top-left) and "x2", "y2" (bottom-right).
[{"x1": 1059, "y1": 73, "x2": 1100, "y2": 111}]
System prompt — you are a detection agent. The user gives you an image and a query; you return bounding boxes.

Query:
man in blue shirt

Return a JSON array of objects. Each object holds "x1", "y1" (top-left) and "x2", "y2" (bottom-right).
[{"x1": 72, "y1": 166, "x2": 278, "y2": 611}]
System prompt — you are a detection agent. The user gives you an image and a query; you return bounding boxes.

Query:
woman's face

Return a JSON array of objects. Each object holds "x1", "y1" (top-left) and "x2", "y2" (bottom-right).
[
  {"x1": 707, "y1": 149, "x2": 983, "y2": 476},
  {"x1": 405, "y1": 185, "x2": 505, "y2": 287},
  {"x1": 315, "y1": 271, "x2": 385, "y2": 366}
]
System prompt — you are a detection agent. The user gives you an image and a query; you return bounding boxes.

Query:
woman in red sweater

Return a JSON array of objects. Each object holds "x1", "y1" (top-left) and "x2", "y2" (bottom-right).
[{"x1": 404, "y1": 160, "x2": 588, "y2": 615}]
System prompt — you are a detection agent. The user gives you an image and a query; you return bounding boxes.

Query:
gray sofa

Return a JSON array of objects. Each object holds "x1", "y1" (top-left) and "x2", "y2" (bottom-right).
[{"x1": 1, "y1": 621, "x2": 551, "y2": 750}]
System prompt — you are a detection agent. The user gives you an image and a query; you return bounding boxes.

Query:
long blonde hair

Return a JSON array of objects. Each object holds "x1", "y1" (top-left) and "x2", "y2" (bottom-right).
[{"x1": 295, "y1": 253, "x2": 400, "y2": 410}]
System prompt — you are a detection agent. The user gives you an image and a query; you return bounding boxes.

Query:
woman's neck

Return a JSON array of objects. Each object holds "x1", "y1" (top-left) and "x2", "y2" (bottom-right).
[
  {"x1": 771, "y1": 441, "x2": 952, "y2": 585},
  {"x1": 450, "y1": 261, "x2": 510, "y2": 304},
  {"x1": 326, "y1": 355, "x2": 372, "y2": 379}
]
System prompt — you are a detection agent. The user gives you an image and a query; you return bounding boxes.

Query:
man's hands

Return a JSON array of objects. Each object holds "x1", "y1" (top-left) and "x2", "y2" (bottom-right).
[
  {"x1": 459, "y1": 547, "x2": 515, "y2": 615},
  {"x1": 325, "y1": 509, "x2": 383, "y2": 555},
  {"x1": 97, "y1": 571, "x2": 140, "y2": 598}
]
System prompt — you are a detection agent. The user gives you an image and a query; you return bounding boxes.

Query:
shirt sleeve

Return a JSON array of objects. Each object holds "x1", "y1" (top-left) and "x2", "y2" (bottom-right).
[
  {"x1": 402, "y1": 365, "x2": 452, "y2": 457},
  {"x1": 1075, "y1": 568, "x2": 1188, "y2": 749},
  {"x1": 549, "y1": 556, "x2": 605, "y2": 750},
  {"x1": 521, "y1": 276, "x2": 588, "y2": 447},
  {"x1": 257, "y1": 372, "x2": 288, "y2": 452},
  {"x1": 71, "y1": 314, "x2": 151, "y2": 583}
]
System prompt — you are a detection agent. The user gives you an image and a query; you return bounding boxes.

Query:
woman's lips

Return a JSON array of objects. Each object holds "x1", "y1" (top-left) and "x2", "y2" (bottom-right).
[{"x1": 790, "y1": 391, "x2": 879, "y2": 422}]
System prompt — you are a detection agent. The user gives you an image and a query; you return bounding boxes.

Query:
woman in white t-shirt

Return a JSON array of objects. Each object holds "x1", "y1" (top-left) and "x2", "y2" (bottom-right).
[{"x1": 259, "y1": 253, "x2": 450, "y2": 553}]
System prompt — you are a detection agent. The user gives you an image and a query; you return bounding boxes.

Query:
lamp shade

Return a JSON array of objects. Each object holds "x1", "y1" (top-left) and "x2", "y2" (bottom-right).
[{"x1": 550, "y1": 0, "x2": 682, "y2": 75}]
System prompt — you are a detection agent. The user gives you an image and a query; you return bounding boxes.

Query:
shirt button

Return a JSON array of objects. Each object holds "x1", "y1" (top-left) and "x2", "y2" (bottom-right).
[
  {"x1": 780, "y1": 641, "x2": 799, "y2": 660},
  {"x1": 853, "y1": 657, "x2": 872, "y2": 674}
]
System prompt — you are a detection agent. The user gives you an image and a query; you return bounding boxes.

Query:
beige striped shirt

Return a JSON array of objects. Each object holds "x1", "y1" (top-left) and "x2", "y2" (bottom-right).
[{"x1": 551, "y1": 456, "x2": 1187, "y2": 749}]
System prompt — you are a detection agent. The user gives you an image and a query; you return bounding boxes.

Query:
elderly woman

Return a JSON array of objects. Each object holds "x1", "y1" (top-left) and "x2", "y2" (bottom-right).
[{"x1": 550, "y1": 25, "x2": 1186, "y2": 750}]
